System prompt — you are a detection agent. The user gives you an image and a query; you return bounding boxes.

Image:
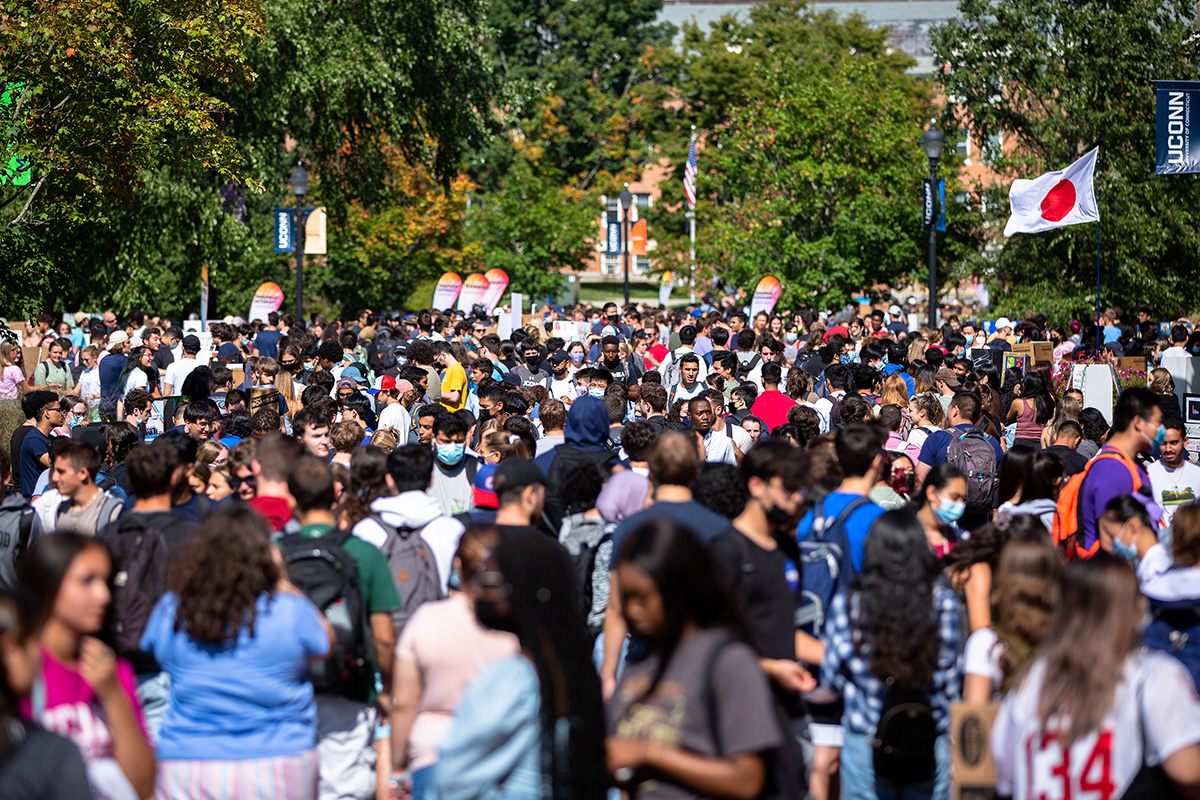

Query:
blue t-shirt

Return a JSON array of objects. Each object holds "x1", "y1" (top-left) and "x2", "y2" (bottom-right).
[
  {"x1": 140, "y1": 591, "x2": 328, "y2": 760},
  {"x1": 19, "y1": 428, "x2": 51, "y2": 497},
  {"x1": 610, "y1": 500, "x2": 730, "y2": 556},
  {"x1": 216, "y1": 342, "x2": 242, "y2": 361},
  {"x1": 253, "y1": 330, "x2": 282, "y2": 360},
  {"x1": 98, "y1": 353, "x2": 126, "y2": 401},
  {"x1": 796, "y1": 491, "x2": 886, "y2": 574},
  {"x1": 917, "y1": 423, "x2": 1004, "y2": 468}
]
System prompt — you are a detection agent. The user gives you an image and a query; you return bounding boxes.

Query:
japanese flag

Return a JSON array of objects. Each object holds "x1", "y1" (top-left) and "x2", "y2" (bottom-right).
[{"x1": 1003, "y1": 147, "x2": 1099, "y2": 237}]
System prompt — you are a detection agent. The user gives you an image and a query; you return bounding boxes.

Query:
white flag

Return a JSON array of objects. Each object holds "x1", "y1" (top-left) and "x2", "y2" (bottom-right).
[{"x1": 1003, "y1": 147, "x2": 1099, "y2": 237}]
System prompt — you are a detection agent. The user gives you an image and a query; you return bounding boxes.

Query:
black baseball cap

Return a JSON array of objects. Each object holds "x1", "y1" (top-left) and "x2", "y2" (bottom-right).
[{"x1": 493, "y1": 459, "x2": 546, "y2": 495}]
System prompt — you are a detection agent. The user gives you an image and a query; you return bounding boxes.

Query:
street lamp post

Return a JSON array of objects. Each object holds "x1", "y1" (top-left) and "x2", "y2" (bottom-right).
[
  {"x1": 618, "y1": 184, "x2": 633, "y2": 306},
  {"x1": 920, "y1": 122, "x2": 944, "y2": 330},
  {"x1": 289, "y1": 164, "x2": 309, "y2": 322}
]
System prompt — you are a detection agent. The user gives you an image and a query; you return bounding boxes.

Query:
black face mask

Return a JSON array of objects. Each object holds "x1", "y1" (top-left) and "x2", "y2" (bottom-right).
[
  {"x1": 525, "y1": 354, "x2": 540, "y2": 368},
  {"x1": 765, "y1": 503, "x2": 797, "y2": 528}
]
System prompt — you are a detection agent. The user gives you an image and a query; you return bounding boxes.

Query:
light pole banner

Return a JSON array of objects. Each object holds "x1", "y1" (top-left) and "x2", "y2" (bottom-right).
[
  {"x1": 274, "y1": 209, "x2": 294, "y2": 253},
  {"x1": 659, "y1": 271, "x2": 674, "y2": 306},
  {"x1": 605, "y1": 212, "x2": 622, "y2": 255},
  {"x1": 480, "y1": 268, "x2": 510, "y2": 311},
  {"x1": 432, "y1": 272, "x2": 463, "y2": 311},
  {"x1": 200, "y1": 264, "x2": 209, "y2": 328},
  {"x1": 457, "y1": 273, "x2": 490, "y2": 313},
  {"x1": 1156, "y1": 81, "x2": 1200, "y2": 175},
  {"x1": 304, "y1": 207, "x2": 327, "y2": 254},
  {"x1": 248, "y1": 282, "x2": 284, "y2": 323},
  {"x1": 749, "y1": 276, "x2": 783, "y2": 318}
]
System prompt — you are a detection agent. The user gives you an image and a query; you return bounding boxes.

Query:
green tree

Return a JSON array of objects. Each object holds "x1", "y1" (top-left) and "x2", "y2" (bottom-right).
[
  {"x1": 932, "y1": 0, "x2": 1200, "y2": 320},
  {"x1": 466, "y1": 136, "x2": 599, "y2": 303}
]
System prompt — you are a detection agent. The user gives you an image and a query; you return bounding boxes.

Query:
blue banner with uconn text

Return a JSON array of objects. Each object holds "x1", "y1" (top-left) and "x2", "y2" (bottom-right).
[{"x1": 1156, "y1": 81, "x2": 1200, "y2": 175}]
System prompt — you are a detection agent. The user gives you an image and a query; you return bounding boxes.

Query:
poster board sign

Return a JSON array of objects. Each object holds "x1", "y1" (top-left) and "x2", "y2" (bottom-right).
[
  {"x1": 1011, "y1": 341, "x2": 1053, "y2": 364},
  {"x1": 1002, "y1": 352, "x2": 1030, "y2": 378},
  {"x1": 1070, "y1": 363, "x2": 1118, "y2": 425},
  {"x1": 966, "y1": 348, "x2": 1002, "y2": 373},
  {"x1": 950, "y1": 702, "x2": 999, "y2": 800},
  {"x1": 20, "y1": 346, "x2": 48, "y2": 380},
  {"x1": 145, "y1": 396, "x2": 186, "y2": 441},
  {"x1": 551, "y1": 320, "x2": 589, "y2": 343}
]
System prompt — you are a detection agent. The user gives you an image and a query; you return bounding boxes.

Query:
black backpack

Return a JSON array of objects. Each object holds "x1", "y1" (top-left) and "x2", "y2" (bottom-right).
[
  {"x1": 872, "y1": 684, "x2": 937, "y2": 784},
  {"x1": 280, "y1": 529, "x2": 373, "y2": 701},
  {"x1": 946, "y1": 427, "x2": 998, "y2": 514},
  {"x1": 101, "y1": 514, "x2": 170, "y2": 658},
  {"x1": 704, "y1": 637, "x2": 807, "y2": 800}
]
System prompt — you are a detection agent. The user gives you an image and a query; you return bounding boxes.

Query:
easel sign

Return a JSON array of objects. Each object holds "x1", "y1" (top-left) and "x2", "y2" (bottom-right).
[
  {"x1": 1070, "y1": 364, "x2": 1119, "y2": 425},
  {"x1": 1002, "y1": 352, "x2": 1029, "y2": 380}
]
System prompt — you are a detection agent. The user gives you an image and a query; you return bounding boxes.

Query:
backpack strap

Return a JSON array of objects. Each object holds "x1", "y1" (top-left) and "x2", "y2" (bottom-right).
[
  {"x1": 1067, "y1": 451, "x2": 1140, "y2": 559},
  {"x1": 16, "y1": 509, "x2": 35, "y2": 562}
]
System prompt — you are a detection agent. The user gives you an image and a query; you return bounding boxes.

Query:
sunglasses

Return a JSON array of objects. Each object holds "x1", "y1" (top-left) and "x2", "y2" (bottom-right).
[{"x1": 230, "y1": 475, "x2": 256, "y2": 489}]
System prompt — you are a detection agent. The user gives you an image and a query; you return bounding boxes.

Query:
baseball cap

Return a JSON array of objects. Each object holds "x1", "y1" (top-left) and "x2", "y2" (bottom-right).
[
  {"x1": 473, "y1": 463, "x2": 498, "y2": 509},
  {"x1": 129, "y1": 336, "x2": 144, "y2": 348},
  {"x1": 935, "y1": 367, "x2": 961, "y2": 388},
  {"x1": 888, "y1": 305, "x2": 903, "y2": 317},
  {"x1": 549, "y1": 349, "x2": 569, "y2": 364},
  {"x1": 995, "y1": 317, "x2": 1013, "y2": 331},
  {"x1": 492, "y1": 458, "x2": 546, "y2": 496},
  {"x1": 74, "y1": 312, "x2": 88, "y2": 324},
  {"x1": 601, "y1": 325, "x2": 618, "y2": 338},
  {"x1": 107, "y1": 330, "x2": 129, "y2": 349},
  {"x1": 181, "y1": 334, "x2": 201, "y2": 353},
  {"x1": 823, "y1": 325, "x2": 850, "y2": 344},
  {"x1": 336, "y1": 377, "x2": 359, "y2": 394},
  {"x1": 501, "y1": 373, "x2": 522, "y2": 388},
  {"x1": 341, "y1": 365, "x2": 367, "y2": 384},
  {"x1": 373, "y1": 375, "x2": 397, "y2": 392},
  {"x1": 359, "y1": 326, "x2": 376, "y2": 342}
]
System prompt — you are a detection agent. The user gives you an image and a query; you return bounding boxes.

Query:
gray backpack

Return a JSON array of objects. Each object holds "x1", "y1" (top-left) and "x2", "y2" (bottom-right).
[
  {"x1": 946, "y1": 427, "x2": 997, "y2": 514},
  {"x1": 371, "y1": 514, "x2": 445, "y2": 635}
]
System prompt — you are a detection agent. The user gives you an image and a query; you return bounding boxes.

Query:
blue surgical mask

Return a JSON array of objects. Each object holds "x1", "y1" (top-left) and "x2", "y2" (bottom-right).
[
  {"x1": 589, "y1": 387, "x2": 606, "y2": 399},
  {"x1": 1142, "y1": 421, "x2": 1167, "y2": 458},
  {"x1": 303, "y1": 362, "x2": 315, "y2": 372},
  {"x1": 67, "y1": 416, "x2": 83, "y2": 428},
  {"x1": 448, "y1": 567, "x2": 462, "y2": 591},
  {"x1": 1111, "y1": 524, "x2": 1139, "y2": 565},
  {"x1": 577, "y1": 385, "x2": 589, "y2": 398},
  {"x1": 569, "y1": 353, "x2": 584, "y2": 364},
  {"x1": 785, "y1": 332, "x2": 798, "y2": 343},
  {"x1": 436, "y1": 442, "x2": 465, "y2": 466},
  {"x1": 934, "y1": 494, "x2": 965, "y2": 525},
  {"x1": 839, "y1": 354, "x2": 854, "y2": 365}
]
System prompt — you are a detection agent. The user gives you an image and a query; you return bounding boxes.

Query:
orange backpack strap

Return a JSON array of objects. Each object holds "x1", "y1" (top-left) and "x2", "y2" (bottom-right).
[{"x1": 1053, "y1": 450, "x2": 1139, "y2": 560}]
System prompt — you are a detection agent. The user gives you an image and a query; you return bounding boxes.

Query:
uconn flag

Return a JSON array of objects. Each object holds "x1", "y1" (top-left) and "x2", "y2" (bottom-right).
[{"x1": 1156, "y1": 81, "x2": 1200, "y2": 175}]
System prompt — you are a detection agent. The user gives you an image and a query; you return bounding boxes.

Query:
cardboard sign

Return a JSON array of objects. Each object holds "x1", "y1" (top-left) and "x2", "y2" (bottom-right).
[
  {"x1": 951, "y1": 702, "x2": 1000, "y2": 800},
  {"x1": 21, "y1": 346, "x2": 48, "y2": 379},
  {"x1": 249, "y1": 386, "x2": 280, "y2": 414},
  {"x1": 1011, "y1": 341, "x2": 1053, "y2": 364},
  {"x1": 1116, "y1": 357, "x2": 1148, "y2": 373}
]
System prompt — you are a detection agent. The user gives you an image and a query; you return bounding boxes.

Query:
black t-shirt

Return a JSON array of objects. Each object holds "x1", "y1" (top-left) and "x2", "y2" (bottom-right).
[
  {"x1": 708, "y1": 526, "x2": 797, "y2": 662},
  {"x1": 8, "y1": 423, "x2": 31, "y2": 493},
  {"x1": 153, "y1": 343, "x2": 175, "y2": 372},
  {"x1": 0, "y1": 720, "x2": 92, "y2": 800},
  {"x1": 1045, "y1": 444, "x2": 1089, "y2": 478}
]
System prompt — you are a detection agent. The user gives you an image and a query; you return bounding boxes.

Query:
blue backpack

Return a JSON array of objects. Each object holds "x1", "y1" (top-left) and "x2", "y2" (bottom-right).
[
  {"x1": 794, "y1": 495, "x2": 872, "y2": 639},
  {"x1": 1142, "y1": 595, "x2": 1200, "y2": 690}
]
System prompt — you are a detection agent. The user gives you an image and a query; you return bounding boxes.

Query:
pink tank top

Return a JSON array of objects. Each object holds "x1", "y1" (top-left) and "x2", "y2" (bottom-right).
[{"x1": 1015, "y1": 399, "x2": 1044, "y2": 440}]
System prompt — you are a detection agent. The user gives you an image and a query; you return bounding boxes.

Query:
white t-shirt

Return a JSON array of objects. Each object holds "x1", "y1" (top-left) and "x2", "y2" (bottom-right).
[
  {"x1": 123, "y1": 369, "x2": 148, "y2": 396},
  {"x1": 1147, "y1": 459, "x2": 1200, "y2": 524},
  {"x1": 377, "y1": 402, "x2": 411, "y2": 438},
  {"x1": 992, "y1": 651, "x2": 1200, "y2": 800},
  {"x1": 963, "y1": 627, "x2": 1004, "y2": 693},
  {"x1": 1161, "y1": 346, "x2": 1191, "y2": 360},
  {"x1": 163, "y1": 357, "x2": 203, "y2": 394}
]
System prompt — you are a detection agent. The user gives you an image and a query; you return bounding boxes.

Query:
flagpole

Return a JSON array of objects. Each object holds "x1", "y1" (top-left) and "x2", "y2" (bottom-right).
[
  {"x1": 689, "y1": 126, "x2": 697, "y2": 304},
  {"x1": 1095, "y1": 220, "x2": 1101, "y2": 353}
]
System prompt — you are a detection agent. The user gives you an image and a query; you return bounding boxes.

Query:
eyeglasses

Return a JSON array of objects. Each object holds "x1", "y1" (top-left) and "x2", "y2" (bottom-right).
[{"x1": 230, "y1": 475, "x2": 256, "y2": 489}]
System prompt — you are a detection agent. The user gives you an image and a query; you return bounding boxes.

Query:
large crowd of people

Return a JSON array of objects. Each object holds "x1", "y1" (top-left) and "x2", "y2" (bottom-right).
[{"x1": 1, "y1": 297, "x2": 1200, "y2": 800}]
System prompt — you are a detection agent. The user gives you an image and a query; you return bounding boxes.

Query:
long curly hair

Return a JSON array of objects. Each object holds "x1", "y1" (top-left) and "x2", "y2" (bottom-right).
[
  {"x1": 168, "y1": 506, "x2": 279, "y2": 645},
  {"x1": 853, "y1": 508, "x2": 939, "y2": 689}
]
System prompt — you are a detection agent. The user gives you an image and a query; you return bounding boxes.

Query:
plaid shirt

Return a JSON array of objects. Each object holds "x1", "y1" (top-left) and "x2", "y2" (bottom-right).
[{"x1": 820, "y1": 584, "x2": 964, "y2": 737}]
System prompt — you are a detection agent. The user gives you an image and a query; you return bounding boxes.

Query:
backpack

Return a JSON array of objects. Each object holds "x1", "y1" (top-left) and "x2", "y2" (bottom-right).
[
  {"x1": 795, "y1": 496, "x2": 872, "y2": 638},
  {"x1": 945, "y1": 427, "x2": 997, "y2": 514},
  {"x1": 101, "y1": 514, "x2": 170, "y2": 658},
  {"x1": 1142, "y1": 595, "x2": 1200, "y2": 690},
  {"x1": 1052, "y1": 449, "x2": 1153, "y2": 560},
  {"x1": 872, "y1": 683, "x2": 937, "y2": 783},
  {"x1": 280, "y1": 529, "x2": 374, "y2": 701},
  {"x1": 703, "y1": 637, "x2": 808, "y2": 800},
  {"x1": 735, "y1": 352, "x2": 762, "y2": 381},
  {"x1": 558, "y1": 514, "x2": 611, "y2": 640},
  {"x1": 371, "y1": 514, "x2": 445, "y2": 635}
]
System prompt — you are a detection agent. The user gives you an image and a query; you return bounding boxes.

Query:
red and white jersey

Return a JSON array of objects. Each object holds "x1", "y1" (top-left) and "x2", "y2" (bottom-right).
[{"x1": 992, "y1": 650, "x2": 1200, "y2": 800}]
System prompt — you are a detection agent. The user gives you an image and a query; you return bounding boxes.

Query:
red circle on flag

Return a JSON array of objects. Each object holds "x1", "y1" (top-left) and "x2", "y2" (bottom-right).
[{"x1": 1040, "y1": 180, "x2": 1076, "y2": 222}]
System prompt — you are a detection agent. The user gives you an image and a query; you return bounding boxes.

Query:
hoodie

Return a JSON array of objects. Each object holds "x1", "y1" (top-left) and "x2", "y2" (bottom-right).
[
  {"x1": 563, "y1": 395, "x2": 611, "y2": 452},
  {"x1": 536, "y1": 396, "x2": 619, "y2": 531},
  {"x1": 352, "y1": 491, "x2": 465, "y2": 593},
  {"x1": 996, "y1": 498, "x2": 1058, "y2": 533}
]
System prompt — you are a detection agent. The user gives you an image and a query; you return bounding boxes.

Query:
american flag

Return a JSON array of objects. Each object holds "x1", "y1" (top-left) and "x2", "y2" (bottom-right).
[{"x1": 684, "y1": 132, "x2": 698, "y2": 208}]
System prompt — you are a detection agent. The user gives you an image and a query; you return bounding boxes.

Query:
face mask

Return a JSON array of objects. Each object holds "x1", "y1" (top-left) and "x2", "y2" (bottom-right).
[
  {"x1": 525, "y1": 354, "x2": 540, "y2": 367},
  {"x1": 303, "y1": 362, "x2": 315, "y2": 372},
  {"x1": 67, "y1": 416, "x2": 83, "y2": 429},
  {"x1": 589, "y1": 387, "x2": 606, "y2": 399},
  {"x1": 436, "y1": 442, "x2": 465, "y2": 466},
  {"x1": 934, "y1": 493, "x2": 965, "y2": 525},
  {"x1": 1111, "y1": 524, "x2": 1139, "y2": 565},
  {"x1": 785, "y1": 332, "x2": 798, "y2": 343},
  {"x1": 974, "y1": 336, "x2": 986, "y2": 347},
  {"x1": 891, "y1": 471, "x2": 913, "y2": 496},
  {"x1": 447, "y1": 568, "x2": 462, "y2": 591},
  {"x1": 1142, "y1": 421, "x2": 1167, "y2": 458},
  {"x1": 577, "y1": 385, "x2": 589, "y2": 398},
  {"x1": 569, "y1": 353, "x2": 584, "y2": 364},
  {"x1": 765, "y1": 503, "x2": 797, "y2": 527},
  {"x1": 839, "y1": 354, "x2": 854, "y2": 365}
]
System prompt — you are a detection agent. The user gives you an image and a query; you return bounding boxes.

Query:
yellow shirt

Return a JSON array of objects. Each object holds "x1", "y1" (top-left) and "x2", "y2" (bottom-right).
[{"x1": 440, "y1": 361, "x2": 468, "y2": 412}]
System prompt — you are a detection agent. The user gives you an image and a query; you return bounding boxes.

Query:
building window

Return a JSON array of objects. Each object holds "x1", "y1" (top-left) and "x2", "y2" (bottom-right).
[
  {"x1": 635, "y1": 256, "x2": 651, "y2": 275},
  {"x1": 602, "y1": 255, "x2": 621, "y2": 276},
  {"x1": 984, "y1": 130, "x2": 1003, "y2": 164},
  {"x1": 635, "y1": 193, "x2": 652, "y2": 209},
  {"x1": 956, "y1": 129, "x2": 970, "y2": 164}
]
